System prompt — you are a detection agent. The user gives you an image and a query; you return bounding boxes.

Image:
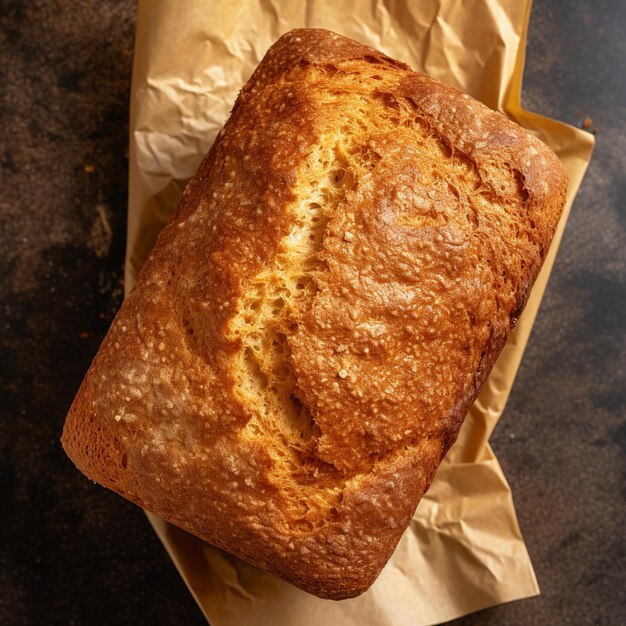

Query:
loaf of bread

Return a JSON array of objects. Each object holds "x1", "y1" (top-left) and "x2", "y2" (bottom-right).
[{"x1": 62, "y1": 28, "x2": 567, "y2": 599}]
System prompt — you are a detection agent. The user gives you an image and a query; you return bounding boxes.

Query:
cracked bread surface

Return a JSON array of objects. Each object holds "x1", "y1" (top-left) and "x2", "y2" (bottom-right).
[{"x1": 62, "y1": 28, "x2": 568, "y2": 599}]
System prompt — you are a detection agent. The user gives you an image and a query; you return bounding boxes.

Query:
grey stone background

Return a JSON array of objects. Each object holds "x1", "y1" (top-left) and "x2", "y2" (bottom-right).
[{"x1": 1, "y1": 0, "x2": 624, "y2": 624}]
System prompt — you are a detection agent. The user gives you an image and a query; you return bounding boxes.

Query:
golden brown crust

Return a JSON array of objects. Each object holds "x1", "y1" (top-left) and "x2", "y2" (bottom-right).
[{"x1": 62, "y1": 29, "x2": 568, "y2": 599}]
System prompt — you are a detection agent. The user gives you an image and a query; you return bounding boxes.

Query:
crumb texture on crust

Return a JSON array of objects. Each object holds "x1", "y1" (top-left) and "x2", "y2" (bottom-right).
[{"x1": 62, "y1": 28, "x2": 567, "y2": 599}]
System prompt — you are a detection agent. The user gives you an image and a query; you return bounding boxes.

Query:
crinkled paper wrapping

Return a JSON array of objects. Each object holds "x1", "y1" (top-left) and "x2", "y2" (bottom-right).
[{"x1": 126, "y1": 1, "x2": 594, "y2": 624}]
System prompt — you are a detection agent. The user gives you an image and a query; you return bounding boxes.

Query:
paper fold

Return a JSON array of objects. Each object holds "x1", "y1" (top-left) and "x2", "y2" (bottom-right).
[{"x1": 127, "y1": 1, "x2": 593, "y2": 624}]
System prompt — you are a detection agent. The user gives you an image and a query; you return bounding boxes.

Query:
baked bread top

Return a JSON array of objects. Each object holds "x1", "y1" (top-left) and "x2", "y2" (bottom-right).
[{"x1": 62, "y1": 28, "x2": 567, "y2": 599}]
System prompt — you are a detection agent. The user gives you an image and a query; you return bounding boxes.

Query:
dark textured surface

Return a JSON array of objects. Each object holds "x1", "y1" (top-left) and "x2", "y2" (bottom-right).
[{"x1": 0, "y1": 0, "x2": 624, "y2": 625}]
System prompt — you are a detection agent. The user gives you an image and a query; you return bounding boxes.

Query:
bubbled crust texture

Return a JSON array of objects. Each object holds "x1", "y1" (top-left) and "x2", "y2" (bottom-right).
[{"x1": 62, "y1": 29, "x2": 568, "y2": 599}]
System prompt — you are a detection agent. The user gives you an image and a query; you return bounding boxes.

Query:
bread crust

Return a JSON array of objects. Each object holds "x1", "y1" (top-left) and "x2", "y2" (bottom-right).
[{"x1": 62, "y1": 29, "x2": 568, "y2": 599}]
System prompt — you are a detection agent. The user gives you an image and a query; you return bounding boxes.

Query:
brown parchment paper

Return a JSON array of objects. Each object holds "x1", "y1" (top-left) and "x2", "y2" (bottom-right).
[{"x1": 126, "y1": 1, "x2": 594, "y2": 624}]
